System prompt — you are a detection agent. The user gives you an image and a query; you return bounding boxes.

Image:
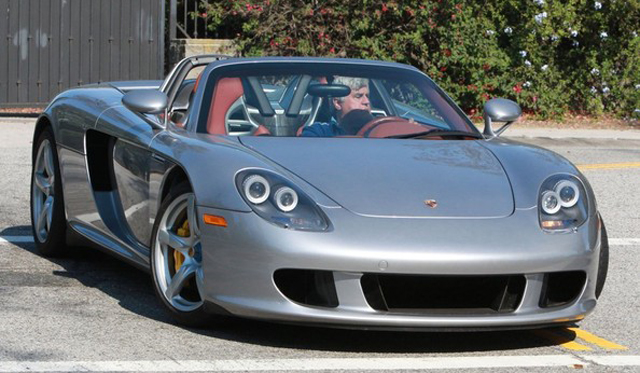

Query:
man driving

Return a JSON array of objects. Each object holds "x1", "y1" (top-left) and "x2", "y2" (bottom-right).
[{"x1": 301, "y1": 76, "x2": 373, "y2": 137}]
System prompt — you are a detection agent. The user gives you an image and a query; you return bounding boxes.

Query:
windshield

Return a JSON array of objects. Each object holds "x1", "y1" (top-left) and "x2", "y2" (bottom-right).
[{"x1": 198, "y1": 63, "x2": 478, "y2": 139}]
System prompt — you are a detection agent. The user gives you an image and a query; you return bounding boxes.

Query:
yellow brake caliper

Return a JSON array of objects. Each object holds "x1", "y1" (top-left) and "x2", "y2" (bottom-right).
[{"x1": 173, "y1": 220, "x2": 190, "y2": 272}]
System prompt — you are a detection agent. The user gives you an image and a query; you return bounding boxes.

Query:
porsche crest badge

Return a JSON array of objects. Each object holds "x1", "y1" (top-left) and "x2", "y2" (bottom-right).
[{"x1": 424, "y1": 199, "x2": 438, "y2": 208}]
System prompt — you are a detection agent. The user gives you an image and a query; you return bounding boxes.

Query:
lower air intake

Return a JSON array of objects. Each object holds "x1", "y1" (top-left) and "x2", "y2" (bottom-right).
[
  {"x1": 539, "y1": 271, "x2": 586, "y2": 308},
  {"x1": 361, "y1": 274, "x2": 526, "y2": 314},
  {"x1": 274, "y1": 269, "x2": 338, "y2": 308}
]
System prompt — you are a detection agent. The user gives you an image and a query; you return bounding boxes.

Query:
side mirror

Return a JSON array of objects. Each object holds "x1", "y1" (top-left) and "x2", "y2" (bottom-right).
[
  {"x1": 483, "y1": 98, "x2": 521, "y2": 138},
  {"x1": 122, "y1": 90, "x2": 168, "y2": 114}
]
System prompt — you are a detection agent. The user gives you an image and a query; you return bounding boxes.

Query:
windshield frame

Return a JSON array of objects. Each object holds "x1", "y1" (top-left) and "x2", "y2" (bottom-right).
[{"x1": 193, "y1": 60, "x2": 480, "y2": 137}]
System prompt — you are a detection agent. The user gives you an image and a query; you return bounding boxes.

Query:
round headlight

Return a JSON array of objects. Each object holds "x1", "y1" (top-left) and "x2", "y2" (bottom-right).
[
  {"x1": 243, "y1": 175, "x2": 270, "y2": 204},
  {"x1": 555, "y1": 180, "x2": 580, "y2": 208},
  {"x1": 274, "y1": 186, "x2": 298, "y2": 212},
  {"x1": 541, "y1": 190, "x2": 561, "y2": 214}
]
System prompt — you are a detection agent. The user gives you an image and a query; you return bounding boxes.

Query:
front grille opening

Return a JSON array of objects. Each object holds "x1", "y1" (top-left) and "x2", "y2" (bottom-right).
[
  {"x1": 274, "y1": 269, "x2": 338, "y2": 308},
  {"x1": 540, "y1": 271, "x2": 586, "y2": 308},
  {"x1": 361, "y1": 274, "x2": 526, "y2": 314}
]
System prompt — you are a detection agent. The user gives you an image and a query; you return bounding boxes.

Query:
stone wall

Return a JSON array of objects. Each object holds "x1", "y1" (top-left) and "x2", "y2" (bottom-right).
[{"x1": 167, "y1": 39, "x2": 237, "y2": 71}]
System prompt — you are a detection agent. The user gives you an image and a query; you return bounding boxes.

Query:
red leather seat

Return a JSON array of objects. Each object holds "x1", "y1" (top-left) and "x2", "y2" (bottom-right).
[
  {"x1": 206, "y1": 77, "x2": 245, "y2": 134},
  {"x1": 206, "y1": 77, "x2": 271, "y2": 136}
]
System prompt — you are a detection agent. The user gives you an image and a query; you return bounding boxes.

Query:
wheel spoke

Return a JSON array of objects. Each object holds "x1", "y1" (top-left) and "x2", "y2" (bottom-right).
[
  {"x1": 37, "y1": 198, "x2": 51, "y2": 234},
  {"x1": 165, "y1": 262, "x2": 197, "y2": 300},
  {"x1": 48, "y1": 173, "x2": 55, "y2": 190},
  {"x1": 187, "y1": 194, "x2": 200, "y2": 237},
  {"x1": 195, "y1": 268, "x2": 205, "y2": 301},
  {"x1": 45, "y1": 196, "x2": 54, "y2": 231},
  {"x1": 158, "y1": 227, "x2": 194, "y2": 254},
  {"x1": 34, "y1": 172, "x2": 51, "y2": 195},
  {"x1": 43, "y1": 142, "x2": 55, "y2": 178}
]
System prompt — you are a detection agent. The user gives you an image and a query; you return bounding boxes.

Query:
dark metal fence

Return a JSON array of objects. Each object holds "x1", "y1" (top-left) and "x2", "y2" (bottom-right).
[
  {"x1": 169, "y1": 0, "x2": 231, "y2": 40},
  {"x1": 0, "y1": 0, "x2": 165, "y2": 107}
]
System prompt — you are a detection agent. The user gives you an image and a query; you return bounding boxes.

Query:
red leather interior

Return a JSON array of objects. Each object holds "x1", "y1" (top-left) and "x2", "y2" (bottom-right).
[
  {"x1": 194, "y1": 72, "x2": 203, "y2": 93},
  {"x1": 206, "y1": 77, "x2": 244, "y2": 134},
  {"x1": 253, "y1": 125, "x2": 271, "y2": 136},
  {"x1": 357, "y1": 117, "x2": 410, "y2": 137},
  {"x1": 367, "y1": 121, "x2": 434, "y2": 138}
]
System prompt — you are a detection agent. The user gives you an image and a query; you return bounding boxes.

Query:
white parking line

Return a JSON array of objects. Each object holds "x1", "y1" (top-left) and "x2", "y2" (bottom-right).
[
  {"x1": 582, "y1": 355, "x2": 640, "y2": 366},
  {"x1": 0, "y1": 356, "x2": 638, "y2": 372},
  {"x1": 0, "y1": 236, "x2": 34, "y2": 244},
  {"x1": 0, "y1": 356, "x2": 592, "y2": 372},
  {"x1": 609, "y1": 238, "x2": 640, "y2": 246}
]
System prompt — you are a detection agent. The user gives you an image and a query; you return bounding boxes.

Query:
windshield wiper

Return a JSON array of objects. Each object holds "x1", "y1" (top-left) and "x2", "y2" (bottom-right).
[{"x1": 389, "y1": 129, "x2": 483, "y2": 139}]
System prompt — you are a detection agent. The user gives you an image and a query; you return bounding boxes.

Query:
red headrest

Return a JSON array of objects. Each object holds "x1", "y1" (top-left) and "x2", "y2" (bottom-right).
[{"x1": 206, "y1": 77, "x2": 244, "y2": 134}]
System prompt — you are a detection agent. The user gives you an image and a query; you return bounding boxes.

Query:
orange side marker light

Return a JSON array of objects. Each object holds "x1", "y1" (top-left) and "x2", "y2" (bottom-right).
[
  {"x1": 541, "y1": 220, "x2": 565, "y2": 229},
  {"x1": 203, "y1": 214, "x2": 228, "y2": 227}
]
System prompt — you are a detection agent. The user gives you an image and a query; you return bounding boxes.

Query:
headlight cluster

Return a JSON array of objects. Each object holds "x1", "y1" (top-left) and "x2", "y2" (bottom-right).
[
  {"x1": 236, "y1": 170, "x2": 329, "y2": 231},
  {"x1": 539, "y1": 175, "x2": 588, "y2": 231}
]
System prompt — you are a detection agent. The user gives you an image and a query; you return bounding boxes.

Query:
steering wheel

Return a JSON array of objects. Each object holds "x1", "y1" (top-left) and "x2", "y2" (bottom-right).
[{"x1": 356, "y1": 116, "x2": 412, "y2": 137}]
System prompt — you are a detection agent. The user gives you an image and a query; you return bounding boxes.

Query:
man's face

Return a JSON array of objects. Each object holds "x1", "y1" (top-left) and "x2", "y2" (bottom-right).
[{"x1": 334, "y1": 86, "x2": 371, "y2": 119}]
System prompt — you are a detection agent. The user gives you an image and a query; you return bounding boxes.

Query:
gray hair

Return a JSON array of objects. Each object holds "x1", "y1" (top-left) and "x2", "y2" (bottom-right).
[{"x1": 333, "y1": 76, "x2": 368, "y2": 102}]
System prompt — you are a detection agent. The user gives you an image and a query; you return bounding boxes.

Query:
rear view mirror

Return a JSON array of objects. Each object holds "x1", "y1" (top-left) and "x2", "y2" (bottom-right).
[
  {"x1": 122, "y1": 90, "x2": 168, "y2": 114},
  {"x1": 483, "y1": 98, "x2": 522, "y2": 138},
  {"x1": 307, "y1": 84, "x2": 351, "y2": 97}
]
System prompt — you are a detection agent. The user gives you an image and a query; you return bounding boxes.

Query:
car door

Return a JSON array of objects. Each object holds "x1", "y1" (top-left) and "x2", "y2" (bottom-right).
[{"x1": 88, "y1": 106, "x2": 163, "y2": 257}]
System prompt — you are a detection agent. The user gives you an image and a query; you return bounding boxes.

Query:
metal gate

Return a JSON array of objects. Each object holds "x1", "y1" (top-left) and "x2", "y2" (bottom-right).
[{"x1": 0, "y1": 0, "x2": 164, "y2": 107}]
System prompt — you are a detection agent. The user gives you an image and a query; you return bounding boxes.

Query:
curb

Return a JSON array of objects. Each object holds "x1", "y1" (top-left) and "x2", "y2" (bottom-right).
[
  {"x1": 1, "y1": 117, "x2": 640, "y2": 140},
  {"x1": 505, "y1": 128, "x2": 640, "y2": 141},
  {"x1": 0, "y1": 112, "x2": 40, "y2": 118}
]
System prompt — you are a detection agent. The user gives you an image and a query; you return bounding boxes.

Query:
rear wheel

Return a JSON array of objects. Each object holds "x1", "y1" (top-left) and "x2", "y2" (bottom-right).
[
  {"x1": 151, "y1": 183, "x2": 213, "y2": 326},
  {"x1": 595, "y1": 219, "x2": 609, "y2": 299},
  {"x1": 30, "y1": 126, "x2": 68, "y2": 256}
]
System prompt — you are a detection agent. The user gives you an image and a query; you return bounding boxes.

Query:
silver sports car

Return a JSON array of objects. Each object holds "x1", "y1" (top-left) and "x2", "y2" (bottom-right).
[{"x1": 31, "y1": 55, "x2": 608, "y2": 330}]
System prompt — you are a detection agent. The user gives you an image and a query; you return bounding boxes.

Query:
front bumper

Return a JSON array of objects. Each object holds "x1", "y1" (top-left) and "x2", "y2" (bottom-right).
[{"x1": 197, "y1": 205, "x2": 601, "y2": 330}]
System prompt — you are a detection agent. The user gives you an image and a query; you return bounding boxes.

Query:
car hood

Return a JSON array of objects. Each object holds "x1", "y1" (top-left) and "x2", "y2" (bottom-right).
[{"x1": 239, "y1": 138, "x2": 514, "y2": 218}]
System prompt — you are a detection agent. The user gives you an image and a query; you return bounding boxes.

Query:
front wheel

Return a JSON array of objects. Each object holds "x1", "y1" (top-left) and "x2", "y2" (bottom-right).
[
  {"x1": 151, "y1": 183, "x2": 214, "y2": 326},
  {"x1": 30, "y1": 126, "x2": 68, "y2": 256}
]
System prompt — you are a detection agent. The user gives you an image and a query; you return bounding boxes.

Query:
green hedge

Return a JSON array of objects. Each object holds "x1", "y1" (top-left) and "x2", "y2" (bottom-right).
[{"x1": 200, "y1": 0, "x2": 640, "y2": 119}]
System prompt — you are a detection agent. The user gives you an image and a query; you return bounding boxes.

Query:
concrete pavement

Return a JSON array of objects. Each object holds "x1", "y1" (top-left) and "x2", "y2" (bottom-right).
[{"x1": 1, "y1": 116, "x2": 639, "y2": 372}]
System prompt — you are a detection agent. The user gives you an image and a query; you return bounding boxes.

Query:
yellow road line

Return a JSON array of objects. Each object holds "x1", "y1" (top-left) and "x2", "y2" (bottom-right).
[
  {"x1": 568, "y1": 328, "x2": 628, "y2": 350},
  {"x1": 531, "y1": 329, "x2": 592, "y2": 351},
  {"x1": 578, "y1": 162, "x2": 640, "y2": 170}
]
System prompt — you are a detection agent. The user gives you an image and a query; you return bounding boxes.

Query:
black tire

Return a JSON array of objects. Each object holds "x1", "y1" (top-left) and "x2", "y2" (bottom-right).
[
  {"x1": 150, "y1": 182, "x2": 214, "y2": 327},
  {"x1": 30, "y1": 126, "x2": 68, "y2": 257},
  {"x1": 595, "y1": 218, "x2": 609, "y2": 299}
]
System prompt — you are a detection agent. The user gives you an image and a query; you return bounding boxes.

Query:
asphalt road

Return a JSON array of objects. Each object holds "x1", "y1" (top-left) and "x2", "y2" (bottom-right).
[{"x1": 0, "y1": 119, "x2": 639, "y2": 372}]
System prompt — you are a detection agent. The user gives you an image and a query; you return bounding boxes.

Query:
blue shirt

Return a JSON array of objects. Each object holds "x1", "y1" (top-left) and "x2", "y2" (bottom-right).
[{"x1": 301, "y1": 118, "x2": 345, "y2": 137}]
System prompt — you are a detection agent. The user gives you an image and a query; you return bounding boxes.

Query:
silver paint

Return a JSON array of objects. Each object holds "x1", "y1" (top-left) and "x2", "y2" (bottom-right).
[
  {"x1": 113, "y1": 140, "x2": 152, "y2": 246},
  {"x1": 37, "y1": 56, "x2": 603, "y2": 329},
  {"x1": 483, "y1": 98, "x2": 522, "y2": 138},
  {"x1": 121, "y1": 89, "x2": 168, "y2": 114}
]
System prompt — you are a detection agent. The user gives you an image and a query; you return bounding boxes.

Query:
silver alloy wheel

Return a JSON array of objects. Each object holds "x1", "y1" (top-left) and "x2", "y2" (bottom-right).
[
  {"x1": 153, "y1": 193, "x2": 204, "y2": 312},
  {"x1": 32, "y1": 139, "x2": 56, "y2": 243}
]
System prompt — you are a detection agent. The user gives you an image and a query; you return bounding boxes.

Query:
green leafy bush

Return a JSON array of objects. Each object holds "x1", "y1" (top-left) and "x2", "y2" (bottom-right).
[{"x1": 198, "y1": 0, "x2": 640, "y2": 119}]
